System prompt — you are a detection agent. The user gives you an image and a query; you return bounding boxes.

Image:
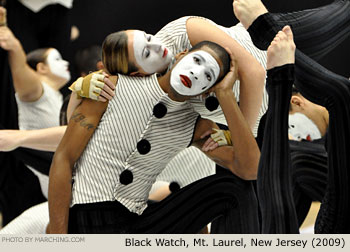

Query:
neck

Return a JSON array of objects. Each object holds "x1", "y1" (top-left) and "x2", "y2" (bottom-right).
[
  {"x1": 158, "y1": 72, "x2": 187, "y2": 102},
  {"x1": 39, "y1": 75, "x2": 63, "y2": 91}
]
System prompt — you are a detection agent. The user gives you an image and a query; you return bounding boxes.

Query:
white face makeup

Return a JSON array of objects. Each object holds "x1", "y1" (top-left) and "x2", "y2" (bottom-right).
[
  {"x1": 46, "y1": 48, "x2": 71, "y2": 81},
  {"x1": 133, "y1": 30, "x2": 173, "y2": 74},
  {"x1": 288, "y1": 112, "x2": 322, "y2": 141},
  {"x1": 170, "y1": 50, "x2": 220, "y2": 96}
]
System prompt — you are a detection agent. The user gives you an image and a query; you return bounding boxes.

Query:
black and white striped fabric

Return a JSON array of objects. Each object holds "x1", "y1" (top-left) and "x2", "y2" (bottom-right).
[
  {"x1": 71, "y1": 74, "x2": 199, "y2": 215},
  {"x1": 155, "y1": 16, "x2": 267, "y2": 188},
  {"x1": 155, "y1": 16, "x2": 268, "y2": 136},
  {"x1": 157, "y1": 146, "x2": 215, "y2": 188}
]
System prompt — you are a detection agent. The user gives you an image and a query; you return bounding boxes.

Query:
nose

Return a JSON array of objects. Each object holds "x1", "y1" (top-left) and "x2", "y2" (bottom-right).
[
  {"x1": 148, "y1": 43, "x2": 161, "y2": 53},
  {"x1": 189, "y1": 71, "x2": 198, "y2": 80}
]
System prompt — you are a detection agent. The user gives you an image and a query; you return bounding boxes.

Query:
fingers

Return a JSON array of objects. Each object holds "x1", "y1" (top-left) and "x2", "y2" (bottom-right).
[
  {"x1": 99, "y1": 90, "x2": 113, "y2": 101},
  {"x1": 200, "y1": 129, "x2": 214, "y2": 139},
  {"x1": 102, "y1": 71, "x2": 109, "y2": 78},
  {"x1": 98, "y1": 96, "x2": 107, "y2": 102},
  {"x1": 103, "y1": 77, "x2": 116, "y2": 95},
  {"x1": 90, "y1": 73, "x2": 115, "y2": 101},
  {"x1": 202, "y1": 137, "x2": 219, "y2": 152}
]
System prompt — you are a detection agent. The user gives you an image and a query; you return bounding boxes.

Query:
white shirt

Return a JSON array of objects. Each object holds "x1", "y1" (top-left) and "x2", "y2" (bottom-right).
[
  {"x1": 19, "y1": 0, "x2": 73, "y2": 12},
  {"x1": 15, "y1": 82, "x2": 63, "y2": 198}
]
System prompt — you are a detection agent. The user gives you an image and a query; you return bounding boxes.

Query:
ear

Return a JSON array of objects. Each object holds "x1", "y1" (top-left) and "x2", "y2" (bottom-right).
[
  {"x1": 290, "y1": 95, "x2": 304, "y2": 111},
  {"x1": 130, "y1": 71, "x2": 146, "y2": 77},
  {"x1": 36, "y1": 62, "x2": 49, "y2": 74},
  {"x1": 175, "y1": 49, "x2": 188, "y2": 60},
  {"x1": 96, "y1": 61, "x2": 104, "y2": 70}
]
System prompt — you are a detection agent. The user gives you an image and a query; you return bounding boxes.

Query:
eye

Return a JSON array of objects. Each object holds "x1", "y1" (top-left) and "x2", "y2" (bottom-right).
[
  {"x1": 145, "y1": 48, "x2": 150, "y2": 58},
  {"x1": 147, "y1": 35, "x2": 152, "y2": 42},
  {"x1": 206, "y1": 73, "x2": 212, "y2": 81},
  {"x1": 193, "y1": 56, "x2": 200, "y2": 64}
]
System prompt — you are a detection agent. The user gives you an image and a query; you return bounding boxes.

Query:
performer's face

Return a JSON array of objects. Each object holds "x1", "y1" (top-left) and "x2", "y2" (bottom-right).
[
  {"x1": 169, "y1": 50, "x2": 220, "y2": 96},
  {"x1": 288, "y1": 112, "x2": 322, "y2": 141},
  {"x1": 129, "y1": 30, "x2": 173, "y2": 74},
  {"x1": 46, "y1": 48, "x2": 71, "y2": 82},
  {"x1": 289, "y1": 94, "x2": 329, "y2": 140}
]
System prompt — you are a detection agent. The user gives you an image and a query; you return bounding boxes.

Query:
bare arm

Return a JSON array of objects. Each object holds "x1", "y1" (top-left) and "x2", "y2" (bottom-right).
[
  {"x1": 0, "y1": 26, "x2": 43, "y2": 101},
  {"x1": 67, "y1": 94, "x2": 82, "y2": 123},
  {"x1": 186, "y1": 17, "x2": 265, "y2": 132},
  {"x1": 0, "y1": 126, "x2": 66, "y2": 152},
  {"x1": 48, "y1": 99, "x2": 108, "y2": 233},
  {"x1": 192, "y1": 55, "x2": 260, "y2": 180}
]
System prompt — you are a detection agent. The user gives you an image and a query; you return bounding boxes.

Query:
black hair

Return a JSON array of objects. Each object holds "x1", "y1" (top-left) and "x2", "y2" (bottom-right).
[{"x1": 292, "y1": 84, "x2": 299, "y2": 94}]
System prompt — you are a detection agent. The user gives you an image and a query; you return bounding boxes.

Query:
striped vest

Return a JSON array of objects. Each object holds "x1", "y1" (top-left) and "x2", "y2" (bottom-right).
[{"x1": 71, "y1": 74, "x2": 199, "y2": 214}]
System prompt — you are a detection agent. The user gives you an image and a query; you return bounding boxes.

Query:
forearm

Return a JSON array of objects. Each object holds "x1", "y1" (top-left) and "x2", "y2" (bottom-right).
[
  {"x1": 7, "y1": 39, "x2": 27, "y2": 75},
  {"x1": 20, "y1": 126, "x2": 67, "y2": 152},
  {"x1": 48, "y1": 99, "x2": 107, "y2": 233},
  {"x1": 236, "y1": 56, "x2": 265, "y2": 133},
  {"x1": 67, "y1": 94, "x2": 82, "y2": 123},
  {"x1": 216, "y1": 90, "x2": 260, "y2": 179},
  {"x1": 48, "y1": 153, "x2": 73, "y2": 234},
  {"x1": 8, "y1": 39, "x2": 42, "y2": 100}
]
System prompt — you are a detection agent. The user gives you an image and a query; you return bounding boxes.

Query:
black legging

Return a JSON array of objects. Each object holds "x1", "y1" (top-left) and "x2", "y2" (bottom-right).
[
  {"x1": 290, "y1": 138, "x2": 328, "y2": 226},
  {"x1": 248, "y1": 0, "x2": 350, "y2": 233},
  {"x1": 68, "y1": 173, "x2": 260, "y2": 233},
  {"x1": 258, "y1": 65, "x2": 297, "y2": 233}
]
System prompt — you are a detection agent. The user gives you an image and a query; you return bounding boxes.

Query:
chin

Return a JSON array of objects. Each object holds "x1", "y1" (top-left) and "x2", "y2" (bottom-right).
[{"x1": 169, "y1": 86, "x2": 187, "y2": 100}]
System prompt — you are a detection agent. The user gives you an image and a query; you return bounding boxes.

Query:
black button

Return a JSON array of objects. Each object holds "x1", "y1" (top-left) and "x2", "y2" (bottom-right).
[
  {"x1": 169, "y1": 181, "x2": 180, "y2": 193},
  {"x1": 153, "y1": 103, "x2": 167, "y2": 118},
  {"x1": 137, "y1": 139, "x2": 151, "y2": 154},
  {"x1": 205, "y1": 96, "x2": 219, "y2": 111},
  {"x1": 120, "y1": 170, "x2": 133, "y2": 185}
]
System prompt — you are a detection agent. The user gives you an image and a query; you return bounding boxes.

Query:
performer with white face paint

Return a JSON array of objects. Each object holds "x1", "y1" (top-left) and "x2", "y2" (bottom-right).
[
  {"x1": 288, "y1": 113, "x2": 322, "y2": 141},
  {"x1": 170, "y1": 50, "x2": 220, "y2": 96},
  {"x1": 48, "y1": 41, "x2": 261, "y2": 234},
  {"x1": 288, "y1": 87, "x2": 329, "y2": 141},
  {"x1": 0, "y1": 24, "x2": 70, "y2": 199},
  {"x1": 132, "y1": 30, "x2": 173, "y2": 75},
  {"x1": 45, "y1": 48, "x2": 71, "y2": 82}
]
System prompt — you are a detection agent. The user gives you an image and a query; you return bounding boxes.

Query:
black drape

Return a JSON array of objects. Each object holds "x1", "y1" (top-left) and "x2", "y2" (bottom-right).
[{"x1": 0, "y1": 49, "x2": 46, "y2": 225}]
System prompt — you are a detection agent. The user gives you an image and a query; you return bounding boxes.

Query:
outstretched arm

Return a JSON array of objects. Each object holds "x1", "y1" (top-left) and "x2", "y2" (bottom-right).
[
  {"x1": 186, "y1": 17, "x2": 266, "y2": 132},
  {"x1": 0, "y1": 126, "x2": 67, "y2": 152},
  {"x1": 0, "y1": 10, "x2": 42, "y2": 102},
  {"x1": 48, "y1": 98, "x2": 108, "y2": 233}
]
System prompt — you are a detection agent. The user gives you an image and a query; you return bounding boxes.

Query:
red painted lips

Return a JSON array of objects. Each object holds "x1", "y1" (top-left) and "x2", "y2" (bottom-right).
[
  {"x1": 180, "y1": 75, "x2": 192, "y2": 88},
  {"x1": 163, "y1": 48, "x2": 168, "y2": 58}
]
